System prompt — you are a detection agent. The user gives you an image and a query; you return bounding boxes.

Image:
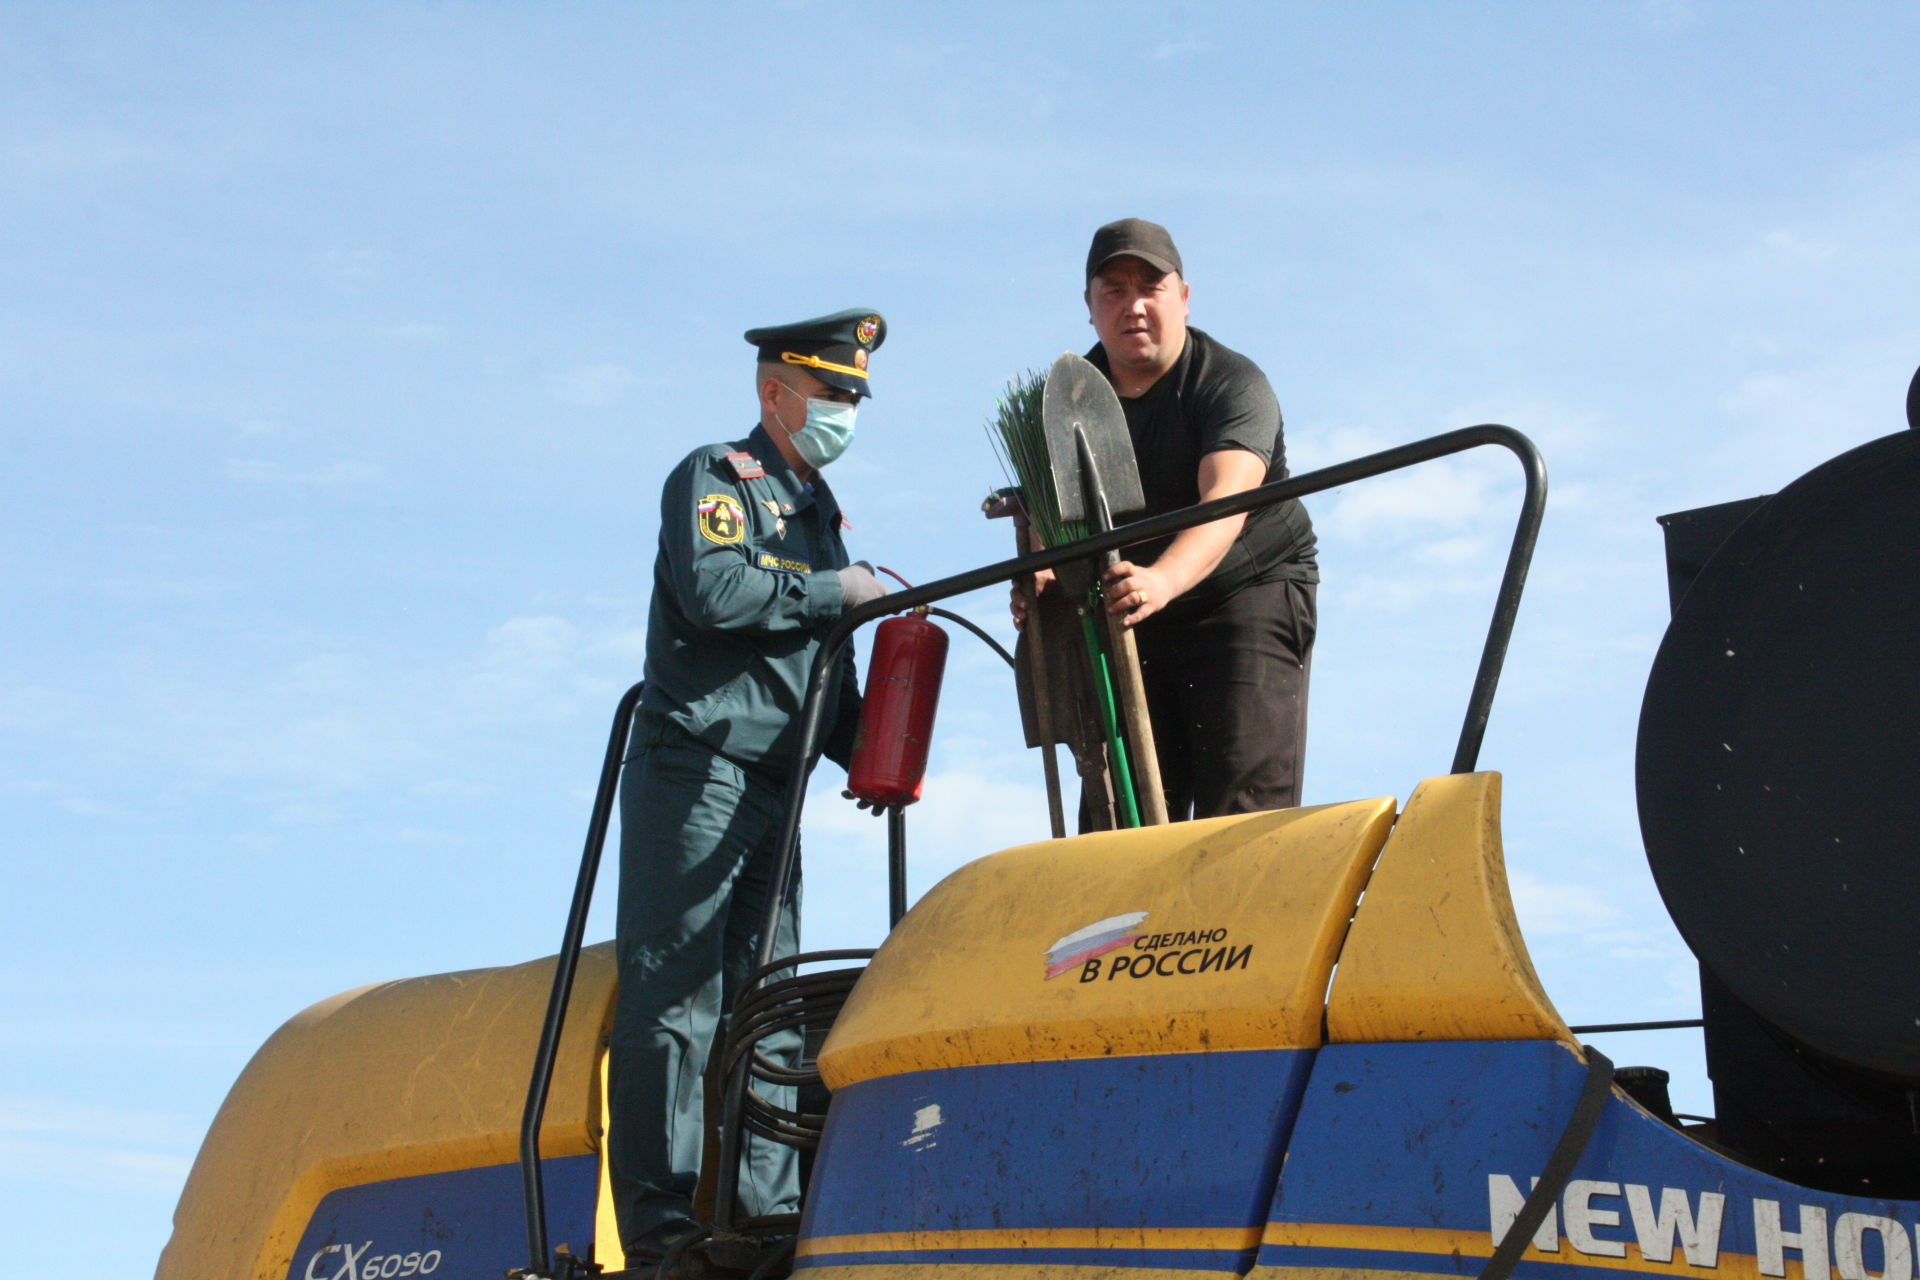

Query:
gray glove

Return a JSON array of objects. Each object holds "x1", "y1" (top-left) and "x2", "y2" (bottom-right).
[{"x1": 837, "y1": 561, "x2": 890, "y2": 612}]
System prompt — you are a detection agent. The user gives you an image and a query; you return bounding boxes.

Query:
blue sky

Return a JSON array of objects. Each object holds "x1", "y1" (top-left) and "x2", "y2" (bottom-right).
[{"x1": 5, "y1": 3, "x2": 1919, "y2": 1271}]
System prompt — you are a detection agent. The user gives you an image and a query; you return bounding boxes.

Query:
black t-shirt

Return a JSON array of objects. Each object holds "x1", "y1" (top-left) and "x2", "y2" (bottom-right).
[{"x1": 1088, "y1": 327, "x2": 1318, "y2": 615}]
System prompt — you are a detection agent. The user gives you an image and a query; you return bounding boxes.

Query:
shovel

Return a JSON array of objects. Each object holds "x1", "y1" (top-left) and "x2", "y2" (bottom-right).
[{"x1": 1041, "y1": 352, "x2": 1169, "y2": 827}]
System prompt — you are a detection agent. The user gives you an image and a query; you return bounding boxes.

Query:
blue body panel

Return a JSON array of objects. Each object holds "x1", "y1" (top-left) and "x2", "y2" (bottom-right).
[
  {"x1": 799, "y1": 1049, "x2": 1316, "y2": 1272},
  {"x1": 1263, "y1": 1041, "x2": 1920, "y2": 1279},
  {"x1": 284, "y1": 1155, "x2": 598, "y2": 1280}
]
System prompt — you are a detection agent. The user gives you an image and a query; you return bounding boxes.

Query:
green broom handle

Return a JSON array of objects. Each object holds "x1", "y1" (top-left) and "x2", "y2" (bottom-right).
[{"x1": 1078, "y1": 607, "x2": 1142, "y2": 828}]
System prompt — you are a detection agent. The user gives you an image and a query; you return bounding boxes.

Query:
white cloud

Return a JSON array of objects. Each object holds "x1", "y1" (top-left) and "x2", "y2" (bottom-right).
[
  {"x1": 1509, "y1": 869, "x2": 1622, "y2": 937},
  {"x1": 92, "y1": 576, "x2": 231, "y2": 603},
  {"x1": 550, "y1": 363, "x2": 642, "y2": 408},
  {"x1": 1760, "y1": 228, "x2": 1837, "y2": 265},
  {"x1": 1290, "y1": 423, "x2": 1401, "y2": 474},
  {"x1": 390, "y1": 823, "x2": 461, "y2": 846},
  {"x1": 381, "y1": 321, "x2": 448, "y2": 342},
  {"x1": 3, "y1": 778, "x2": 125, "y2": 818},
  {"x1": 1316, "y1": 456, "x2": 1514, "y2": 548},
  {"x1": 0, "y1": 677, "x2": 68, "y2": 732},
  {"x1": 223, "y1": 458, "x2": 389, "y2": 487},
  {"x1": 1603, "y1": 943, "x2": 1673, "y2": 961},
  {"x1": 0, "y1": 1097, "x2": 198, "y2": 1192},
  {"x1": 1412, "y1": 535, "x2": 1490, "y2": 568},
  {"x1": 589, "y1": 626, "x2": 650, "y2": 668},
  {"x1": 1637, "y1": 0, "x2": 1698, "y2": 32},
  {"x1": 268, "y1": 799, "x2": 343, "y2": 826},
  {"x1": 307, "y1": 460, "x2": 390, "y2": 487},
  {"x1": 1708, "y1": 343, "x2": 1918, "y2": 494},
  {"x1": 0, "y1": 1096, "x2": 198, "y2": 1147},
  {"x1": 457, "y1": 615, "x2": 623, "y2": 723},
  {"x1": 316, "y1": 247, "x2": 391, "y2": 292},
  {"x1": 462, "y1": 614, "x2": 583, "y2": 710},
  {"x1": 1445, "y1": 398, "x2": 1606, "y2": 461},
  {"x1": 408, "y1": 777, "x2": 493, "y2": 802},
  {"x1": 222, "y1": 459, "x2": 283, "y2": 482},
  {"x1": 0, "y1": 1134, "x2": 191, "y2": 1191},
  {"x1": 909, "y1": 767, "x2": 1054, "y2": 865},
  {"x1": 1332, "y1": 566, "x2": 1498, "y2": 614},
  {"x1": 802, "y1": 761, "x2": 1057, "y2": 946},
  {"x1": 482, "y1": 615, "x2": 580, "y2": 667},
  {"x1": 14, "y1": 601, "x2": 646, "y2": 814},
  {"x1": 1152, "y1": 38, "x2": 1213, "y2": 60}
]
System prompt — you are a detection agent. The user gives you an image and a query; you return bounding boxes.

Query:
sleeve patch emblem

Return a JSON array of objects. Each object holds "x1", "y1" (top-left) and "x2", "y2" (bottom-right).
[
  {"x1": 725, "y1": 451, "x2": 766, "y2": 479},
  {"x1": 697, "y1": 494, "x2": 747, "y2": 545},
  {"x1": 757, "y1": 552, "x2": 812, "y2": 574}
]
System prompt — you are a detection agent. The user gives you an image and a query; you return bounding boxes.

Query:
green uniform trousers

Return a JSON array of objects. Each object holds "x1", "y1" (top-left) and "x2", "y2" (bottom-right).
[{"x1": 609, "y1": 713, "x2": 802, "y2": 1259}]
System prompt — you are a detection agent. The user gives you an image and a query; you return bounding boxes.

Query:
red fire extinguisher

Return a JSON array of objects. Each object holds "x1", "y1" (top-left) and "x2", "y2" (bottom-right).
[{"x1": 847, "y1": 607, "x2": 948, "y2": 807}]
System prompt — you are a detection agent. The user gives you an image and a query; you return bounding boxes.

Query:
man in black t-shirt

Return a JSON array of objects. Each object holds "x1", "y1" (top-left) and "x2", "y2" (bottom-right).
[{"x1": 1014, "y1": 218, "x2": 1318, "y2": 819}]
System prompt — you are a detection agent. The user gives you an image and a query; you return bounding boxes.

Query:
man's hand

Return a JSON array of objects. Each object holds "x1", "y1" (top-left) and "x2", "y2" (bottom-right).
[
  {"x1": 837, "y1": 561, "x2": 890, "y2": 612},
  {"x1": 841, "y1": 789, "x2": 890, "y2": 816},
  {"x1": 1096, "y1": 448, "x2": 1268, "y2": 628},
  {"x1": 1103, "y1": 561, "x2": 1175, "y2": 627},
  {"x1": 1010, "y1": 567, "x2": 1056, "y2": 631}
]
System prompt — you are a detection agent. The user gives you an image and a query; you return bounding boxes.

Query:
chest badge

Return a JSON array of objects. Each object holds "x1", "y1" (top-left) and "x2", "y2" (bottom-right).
[
  {"x1": 759, "y1": 499, "x2": 788, "y2": 538},
  {"x1": 697, "y1": 494, "x2": 747, "y2": 545}
]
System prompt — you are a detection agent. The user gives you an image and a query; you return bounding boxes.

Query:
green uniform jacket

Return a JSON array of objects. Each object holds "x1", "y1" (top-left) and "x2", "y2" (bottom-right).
[{"x1": 639, "y1": 424, "x2": 861, "y2": 773}]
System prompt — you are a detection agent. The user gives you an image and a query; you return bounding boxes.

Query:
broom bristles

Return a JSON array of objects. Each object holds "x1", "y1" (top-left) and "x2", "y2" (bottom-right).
[{"x1": 986, "y1": 369, "x2": 1086, "y2": 549}]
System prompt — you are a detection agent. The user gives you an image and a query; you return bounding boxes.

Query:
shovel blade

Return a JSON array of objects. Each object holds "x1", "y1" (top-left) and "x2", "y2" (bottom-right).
[{"x1": 1041, "y1": 352, "x2": 1144, "y2": 525}]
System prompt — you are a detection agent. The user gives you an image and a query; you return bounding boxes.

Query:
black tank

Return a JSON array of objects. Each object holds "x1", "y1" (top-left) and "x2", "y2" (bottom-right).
[{"x1": 1638, "y1": 398, "x2": 1920, "y2": 1192}]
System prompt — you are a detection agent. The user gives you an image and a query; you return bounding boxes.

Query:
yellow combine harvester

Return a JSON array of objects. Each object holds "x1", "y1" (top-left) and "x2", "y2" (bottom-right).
[{"x1": 160, "y1": 392, "x2": 1920, "y2": 1280}]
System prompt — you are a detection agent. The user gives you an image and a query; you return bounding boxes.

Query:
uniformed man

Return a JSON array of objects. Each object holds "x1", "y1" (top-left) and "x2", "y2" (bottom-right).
[
  {"x1": 611, "y1": 309, "x2": 891, "y2": 1272},
  {"x1": 1014, "y1": 219, "x2": 1318, "y2": 821}
]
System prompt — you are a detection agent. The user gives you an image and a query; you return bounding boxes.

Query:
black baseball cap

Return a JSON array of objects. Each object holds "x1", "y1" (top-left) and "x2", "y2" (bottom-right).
[
  {"x1": 1085, "y1": 218, "x2": 1184, "y2": 282},
  {"x1": 744, "y1": 308, "x2": 887, "y2": 398}
]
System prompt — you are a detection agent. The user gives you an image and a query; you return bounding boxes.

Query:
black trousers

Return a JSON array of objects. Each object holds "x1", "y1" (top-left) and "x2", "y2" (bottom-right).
[{"x1": 1131, "y1": 576, "x2": 1316, "y2": 821}]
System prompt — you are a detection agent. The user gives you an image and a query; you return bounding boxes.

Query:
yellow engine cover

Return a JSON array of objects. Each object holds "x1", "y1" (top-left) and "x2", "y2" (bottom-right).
[
  {"x1": 819, "y1": 798, "x2": 1397, "y2": 1087},
  {"x1": 156, "y1": 944, "x2": 618, "y2": 1280}
]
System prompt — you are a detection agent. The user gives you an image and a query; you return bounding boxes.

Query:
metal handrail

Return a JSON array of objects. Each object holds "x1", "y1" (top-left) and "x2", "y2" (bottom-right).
[
  {"x1": 517, "y1": 680, "x2": 646, "y2": 1279},
  {"x1": 709, "y1": 423, "x2": 1549, "y2": 1225}
]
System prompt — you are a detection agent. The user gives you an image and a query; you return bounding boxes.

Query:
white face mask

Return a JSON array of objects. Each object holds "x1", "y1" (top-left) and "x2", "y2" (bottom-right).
[{"x1": 777, "y1": 383, "x2": 858, "y2": 468}]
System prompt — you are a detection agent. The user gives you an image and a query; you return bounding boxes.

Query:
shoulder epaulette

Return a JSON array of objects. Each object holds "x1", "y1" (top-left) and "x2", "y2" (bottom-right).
[{"x1": 724, "y1": 451, "x2": 766, "y2": 480}]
